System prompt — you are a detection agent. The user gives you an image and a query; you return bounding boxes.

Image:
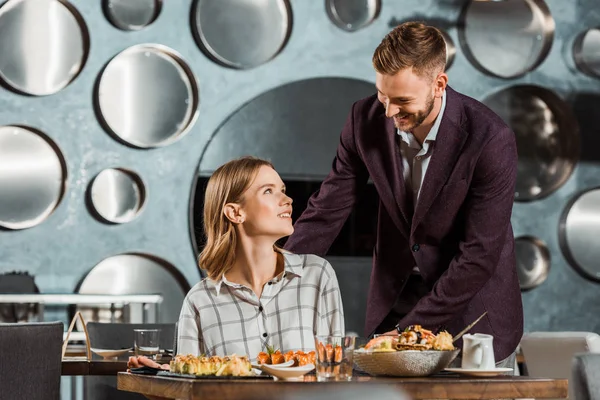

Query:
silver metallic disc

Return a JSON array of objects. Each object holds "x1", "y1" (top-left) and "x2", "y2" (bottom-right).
[
  {"x1": 483, "y1": 85, "x2": 579, "y2": 201},
  {"x1": 192, "y1": 0, "x2": 292, "y2": 69},
  {"x1": 104, "y1": 0, "x2": 162, "y2": 31},
  {"x1": 440, "y1": 29, "x2": 456, "y2": 71},
  {"x1": 0, "y1": 126, "x2": 67, "y2": 230},
  {"x1": 89, "y1": 168, "x2": 146, "y2": 224},
  {"x1": 326, "y1": 0, "x2": 380, "y2": 32},
  {"x1": 460, "y1": 0, "x2": 554, "y2": 78},
  {"x1": 515, "y1": 236, "x2": 550, "y2": 290},
  {"x1": 573, "y1": 28, "x2": 600, "y2": 79},
  {"x1": 76, "y1": 253, "x2": 190, "y2": 323},
  {"x1": 560, "y1": 189, "x2": 600, "y2": 282},
  {"x1": 0, "y1": 0, "x2": 89, "y2": 96},
  {"x1": 97, "y1": 44, "x2": 199, "y2": 148},
  {"x1": 198, "y1": 77, "x2": 375, "y2": 177}
]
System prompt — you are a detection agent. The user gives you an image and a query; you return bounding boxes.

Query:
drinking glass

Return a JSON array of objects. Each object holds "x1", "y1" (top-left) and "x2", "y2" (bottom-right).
[
  {"x1": 314, "y1": 335, "x2": 356, "y2": 381},
  {"x1": 134, "y1": 329, "x2": 160, "y2": 359}
]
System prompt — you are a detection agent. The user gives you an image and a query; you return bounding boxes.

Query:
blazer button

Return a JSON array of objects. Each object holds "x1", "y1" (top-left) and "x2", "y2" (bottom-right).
[
  {"x1": 412, "y1": 244, "x2": 420, "y2": 252},
  {"x1": 263, "y1": 333, "x2": 268, "y2": 338}
]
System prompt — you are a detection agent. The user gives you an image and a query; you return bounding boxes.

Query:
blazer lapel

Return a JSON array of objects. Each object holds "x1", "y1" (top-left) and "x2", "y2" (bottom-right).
[
  {"x1": 379, "y1": 115, "x2": 413, "y2": 235},
  {"x1": 411, "y1": 90, "x2": 468, "y2": 235}
]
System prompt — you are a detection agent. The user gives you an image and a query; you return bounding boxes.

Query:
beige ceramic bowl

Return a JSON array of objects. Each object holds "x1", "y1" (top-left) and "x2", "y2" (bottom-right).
[{"x1": 353, "y1": 349, "x2": 460, "y2": 377}]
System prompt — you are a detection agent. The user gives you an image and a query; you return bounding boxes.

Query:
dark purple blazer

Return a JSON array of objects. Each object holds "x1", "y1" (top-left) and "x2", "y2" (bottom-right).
[{"x1": 284, "y1": 86, "x2": 523, "y2": 360}]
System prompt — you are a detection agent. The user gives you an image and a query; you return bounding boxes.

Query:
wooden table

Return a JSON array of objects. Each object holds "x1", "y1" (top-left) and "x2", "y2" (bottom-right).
[
  {"x1": 62, "y1": 359, "x2": 128, "y2": 376},
  {"x1": 117, "y1": 372, "x2": 568, "y2": 400}
]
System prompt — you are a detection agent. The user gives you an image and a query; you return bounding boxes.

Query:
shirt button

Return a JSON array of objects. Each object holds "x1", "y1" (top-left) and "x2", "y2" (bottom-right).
[
  {"x1": 412, "y1": 244, "x2": 420, "y2": 252},
  {"x1": 268, "y1": 282, "x2": 273, "y2": 285},
  {"x1": 263, "y1": 333, "x2": 268, "y2": 338},
  {"x1": 259, "y1": 306, "x2": 263, "y2": 312}
]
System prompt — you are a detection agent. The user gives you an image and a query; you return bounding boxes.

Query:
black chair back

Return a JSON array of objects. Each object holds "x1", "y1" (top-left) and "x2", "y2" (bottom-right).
[{"x1": 0, "y1": 321, "x2": 63, "y2": 400}]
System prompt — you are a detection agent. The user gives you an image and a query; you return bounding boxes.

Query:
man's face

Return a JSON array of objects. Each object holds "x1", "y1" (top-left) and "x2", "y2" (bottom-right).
[{"x1": 376, "y1": 68, "x2": 442, "y2": 132}]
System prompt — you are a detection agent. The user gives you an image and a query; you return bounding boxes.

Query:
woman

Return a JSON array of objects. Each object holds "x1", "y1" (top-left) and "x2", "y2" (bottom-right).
[{"x1": 176, "y1": 156, "x2": 344, "y2": 360}]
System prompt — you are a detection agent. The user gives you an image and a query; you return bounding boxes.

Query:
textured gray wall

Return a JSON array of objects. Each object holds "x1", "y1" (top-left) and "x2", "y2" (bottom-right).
[{"x1": 1, "y1": 0, "x2": 599, "y2": 342}]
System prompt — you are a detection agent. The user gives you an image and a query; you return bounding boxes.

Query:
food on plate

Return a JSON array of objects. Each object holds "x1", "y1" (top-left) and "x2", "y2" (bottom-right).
[
  {"x1": 284, "y1": 350, "x2": 316, "y2": 366},
  {"x1": 431, "y1": 331, "x2": 454, "y2": 351},
  {"x1": 363, "y1": 325, "x2": 455, "y2": 352},
  {"x1": 257, "y1": 348, "x2": 316, "y2": 366},
  {"x1": 363, "y1": 336, "x2": 398, "y2": 352},
  {"x1": 397, "y1": 325, "x2": 437, "y2": 350},
  {"x1": 170, "y1": 354, "x2": 253, "y2": 376}
]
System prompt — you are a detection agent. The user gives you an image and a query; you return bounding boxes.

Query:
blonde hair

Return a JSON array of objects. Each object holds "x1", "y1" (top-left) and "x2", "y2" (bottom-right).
[
  {"x1": 199, "y1": 156, "x2": 275, "y2": 281},
  {"x1": 373, "y1": 21, "x2": 446, "y2": 79}
]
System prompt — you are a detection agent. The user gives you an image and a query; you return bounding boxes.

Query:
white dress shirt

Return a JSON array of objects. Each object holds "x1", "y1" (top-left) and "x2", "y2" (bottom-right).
[
  {"x1": 397, "y1": 90, "x2": 447, "y2": 208},
  {"x1": 176, "y1": 252, "x2": 345, "y2": 360}
]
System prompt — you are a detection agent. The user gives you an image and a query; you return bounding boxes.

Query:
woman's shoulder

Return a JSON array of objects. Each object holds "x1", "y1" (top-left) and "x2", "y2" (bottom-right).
[
  {"x1": 281, "y1": 251, "x2": 336, "y2": 278},
  {"x1": 184, "y1": 277, "x2": 215, "y2": 299},
  {"x1": 282, "y1": 251, "x2": 330, "y2": 266}
]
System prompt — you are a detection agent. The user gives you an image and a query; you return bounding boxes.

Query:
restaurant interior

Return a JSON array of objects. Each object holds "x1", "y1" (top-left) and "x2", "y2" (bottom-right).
[{"x1": 0, "y1": 0, "x2": 599, "y2": 399}]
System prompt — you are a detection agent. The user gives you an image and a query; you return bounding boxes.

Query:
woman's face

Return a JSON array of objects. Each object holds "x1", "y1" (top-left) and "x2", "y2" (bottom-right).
[{"x1": 238, "y1": 165, "x2": 293, "y2": 240}]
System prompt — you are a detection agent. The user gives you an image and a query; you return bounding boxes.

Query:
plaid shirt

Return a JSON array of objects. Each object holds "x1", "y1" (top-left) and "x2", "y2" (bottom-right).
[{"x1": 176, "y1": 252, "x2": 345, "y2": 360}]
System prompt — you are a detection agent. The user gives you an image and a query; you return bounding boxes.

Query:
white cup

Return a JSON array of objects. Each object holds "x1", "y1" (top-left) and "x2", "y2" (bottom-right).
[{"x1": 461, "y1": 333, "x2": 495, "y2": 370}]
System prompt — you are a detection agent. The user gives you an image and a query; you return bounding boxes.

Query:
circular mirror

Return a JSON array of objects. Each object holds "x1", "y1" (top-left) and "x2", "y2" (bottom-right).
[
  {"x1": 326, "y1": 0, "x2": 380, "y2": 32},
  {"x1": 460, "y1": 0, "x2": 554, "y2": 78},
  {"x1": 75, "y1": 253, "x2": 190, "y2": 324},
  {"x1": 515, "y1": 236, "x2": 550, "y2": 290},
  {"x1": 103, "y1": 0, "x2": 162, "y2": 31},
  {"x1": 191, "y1": 0, "x2": 292, "y2": 69},
  {"x1": 483, "y1": 85, "x2": 579, "y2": 201},
  {"x1": 0, "y1": 0, "x2": 89, "y2": 95},
  {"x1": 560, "y1": 188, "x2": 600, "y2": 282},
  {"x1": 440, "y1": 29, "x2": 456, "y2": 71},
  {"x1": 89, "y1": 168, "x2": 146, "y2": 224},
  {"x1": 573, "y1": 27, "x2": 600, "y2": 79},
  {"x1": 0, "y1": 126, "x2": 67, "y2": 230},
  {"x1": 96, "y1": 44, "x2": 199, "y2": 148}
]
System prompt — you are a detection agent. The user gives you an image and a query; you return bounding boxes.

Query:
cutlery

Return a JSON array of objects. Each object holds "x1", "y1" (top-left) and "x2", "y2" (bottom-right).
[{"x1": 452, "y1": 311, "x2": 487, "y2": 342}]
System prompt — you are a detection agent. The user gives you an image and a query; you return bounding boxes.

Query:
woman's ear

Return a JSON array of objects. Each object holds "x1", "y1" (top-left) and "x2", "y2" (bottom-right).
[{"x1": 224, "y1": 203, "x2": 244, "y2": 224}]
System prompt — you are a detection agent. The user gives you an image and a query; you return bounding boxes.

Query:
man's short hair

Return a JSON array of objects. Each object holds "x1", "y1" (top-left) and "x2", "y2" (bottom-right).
[{"x1": 373, "y1": 22, "x2": 447, "y2": 79}]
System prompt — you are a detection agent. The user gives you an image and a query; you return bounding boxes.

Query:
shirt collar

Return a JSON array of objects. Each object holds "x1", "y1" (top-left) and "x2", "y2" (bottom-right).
[
  {"x1": 397, "y1": 90, "x2": 447, "y2": 143},
  {"x1": 208, "y1": 250, "x2": 304, "y2": 295}
]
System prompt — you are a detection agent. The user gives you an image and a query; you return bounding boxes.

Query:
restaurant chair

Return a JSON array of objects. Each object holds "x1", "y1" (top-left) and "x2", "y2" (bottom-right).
[
  {"x1": 85, "y1": 322, "x2": 176, "y2": 400},
  {"x1": 0, "y1": 271, "x2": 40, "y2": 322},
  {"x1": 520, "y1": 331, "x2": 600, "y2": 399},
  {"x1": 0, "y1": 321, "x2": 63, "y2": 400},
  {"x1": 571, "y1": 352, "x2": 600, "y2": 400}
]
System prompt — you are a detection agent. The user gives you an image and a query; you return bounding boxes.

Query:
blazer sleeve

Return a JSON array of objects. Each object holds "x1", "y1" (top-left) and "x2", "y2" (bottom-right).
[
  {"x1": 284, "y1": 103, "x2": 370, "y2": 256},
  {"x1": 397, "y1": 126, "x2": 518, "y2": 330}
]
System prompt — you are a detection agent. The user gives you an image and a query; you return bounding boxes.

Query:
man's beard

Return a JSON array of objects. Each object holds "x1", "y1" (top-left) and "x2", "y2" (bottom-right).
[{"x1": 393, "y1": 93, "x2": 435, "y2": 132}]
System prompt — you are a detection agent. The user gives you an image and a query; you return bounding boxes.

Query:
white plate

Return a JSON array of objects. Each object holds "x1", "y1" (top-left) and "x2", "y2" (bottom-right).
[
  {"x1": 445, "y1": 367, "x2": 513, "y2": 377},
  {"x1": 251, "y1": 359, "x2": 295, "y2": 369},
  {"x1": 90, "y1": 347, "x2": 133, "y2": 359},
  {"x1": 258, "y1": 363, "x2": 315, "y2": 380}
]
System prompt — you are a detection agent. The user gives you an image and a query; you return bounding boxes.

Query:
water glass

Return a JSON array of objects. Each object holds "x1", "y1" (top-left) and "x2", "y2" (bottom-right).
[
  {"x1": 314, "y1": 335, "x2": 356, "y2": 381},
  {"x1": 134, "y1": 329, "x2": 160, "y2": 358}
]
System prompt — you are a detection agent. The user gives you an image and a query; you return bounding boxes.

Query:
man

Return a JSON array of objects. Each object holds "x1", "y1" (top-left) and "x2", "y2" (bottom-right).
[{"x1": 284, "y1": 22, "x2": 523, "y2": 367}]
